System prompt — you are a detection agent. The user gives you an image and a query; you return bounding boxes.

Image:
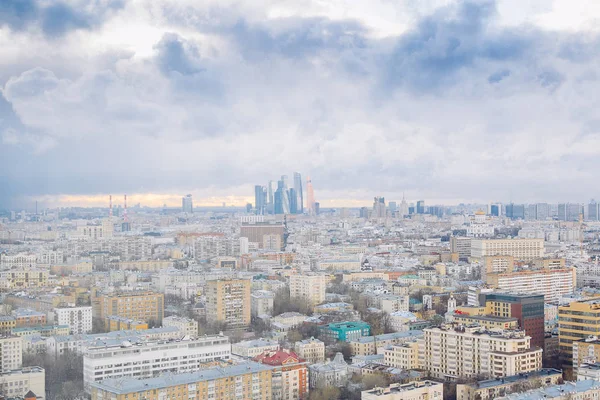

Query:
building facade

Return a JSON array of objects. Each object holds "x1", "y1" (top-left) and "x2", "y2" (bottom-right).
[{"x1": 205, "y1": 279, "x2": 251, "y2": 328}]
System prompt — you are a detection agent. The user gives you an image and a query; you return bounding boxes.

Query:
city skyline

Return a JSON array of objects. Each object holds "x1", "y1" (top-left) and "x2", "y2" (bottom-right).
[{"x1": 3, "y1": 1, "x2": 600, "y2": 208}]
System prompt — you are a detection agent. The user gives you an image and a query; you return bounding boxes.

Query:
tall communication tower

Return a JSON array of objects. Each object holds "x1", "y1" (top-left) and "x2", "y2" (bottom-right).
[{"x1": 123, "y1": 194, "x2": 128, "y2": 222}]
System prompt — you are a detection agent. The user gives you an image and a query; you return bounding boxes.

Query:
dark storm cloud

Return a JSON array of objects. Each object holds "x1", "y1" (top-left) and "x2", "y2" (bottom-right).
[{"x1": 0, "y1": 0, "x2": 123, "y2": 37}]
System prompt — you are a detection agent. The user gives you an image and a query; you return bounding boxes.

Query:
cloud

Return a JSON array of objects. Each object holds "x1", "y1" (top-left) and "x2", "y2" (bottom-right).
[
  {"x1": 2, "y1": 0, "x2": 600, "y2": 208},
  {"x1": 0, "y1": 0, "x2": 123, "y2": 37}
]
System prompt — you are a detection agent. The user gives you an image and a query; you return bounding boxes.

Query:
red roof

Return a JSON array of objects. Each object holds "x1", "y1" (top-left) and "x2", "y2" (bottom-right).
[{"x1": 253, "y1": 349, "x2": 305, "y2": 366}]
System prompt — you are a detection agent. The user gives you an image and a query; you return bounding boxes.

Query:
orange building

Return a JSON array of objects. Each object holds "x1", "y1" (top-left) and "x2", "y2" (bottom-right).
[{"x1": 254, "y1": 349, "x2": 309, "y2": 400}]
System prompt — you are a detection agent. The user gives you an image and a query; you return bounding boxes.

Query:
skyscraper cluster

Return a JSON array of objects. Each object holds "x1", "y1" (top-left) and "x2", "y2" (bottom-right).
[{"x1": 254, "y1": 172, "x2": 311, "y2": 215}]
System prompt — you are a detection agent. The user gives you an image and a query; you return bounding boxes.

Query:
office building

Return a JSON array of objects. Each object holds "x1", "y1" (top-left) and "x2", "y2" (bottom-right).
[
  {"x1": 295, "y1": 338, "x2": 325, "y2": 364},
  {"x1": 95, "y1": 291, "x2": 164, "y2": 325},
  {"x1": 255, "y1": 185, "x2": 266, "y2": 215},
  {"x1": 162, "y1": 316, "x2": 198, "y2": 337},
  {"x1": 90, "y1": 362, "x2": 272, "y2": 400},
  {"x1": 416, "y1": 200, "x2": 425, "y2": 214},
  {"x1": 559, "y1": 299, "x2": 600, "y2": 365},
  {"x1": 83, "y1": 335, "x2": 231, "y2": 388},
  {"x1": 254, "y1": 349, "x2": 308, "y2": 400},
  {"x1": 182, "y1": 194, "x2": 193, "y2": 213},
  {"x1": 479, "y1": 293, "x2": 545, "y2": 348},
  {"x1": 0, "y1": 336, "x2": 22, "y2": 372},
  {"x1": 289, "y1": 274, "x2": 327, "y2": 306},
  {"x1": 293, "y1": 172, "x2": 303, "y2": 214},
  {"x1": 0, "y1": 367, "x2": 45, "y2": 400},
  {"x1": 471, "y1": 238, "x2": 544, "y2": 261},
  {"x1": 588, "y1": 200, "x2": 599, "y2": 221},
  {"x1": 505, "y1": 204, "x2": 525, "y2": 219},
  {"x1": 362, "y1": 381, "x2": 443, "y2": 400},
  {"x1": 422, "y1": 325, "x2": 542, "y2": 380},
  {"x1": 53, "y1": 306, "x2": 92, "y2": 334},
  {"x1": 450, "y1": 236, "x2": 472, "y2": 260},
  {"x1": 373, "y1": 197, "x2": 386, "y2": 218},
  {"x1": 485, "y1": 268, "x2": 575, "y2": 304},
  {"x1": 205, "y1": 279, "x2": 251, "y2": 328},
  {"x1": 320, "y1": 321, "x2": 371, "y2": 343}
]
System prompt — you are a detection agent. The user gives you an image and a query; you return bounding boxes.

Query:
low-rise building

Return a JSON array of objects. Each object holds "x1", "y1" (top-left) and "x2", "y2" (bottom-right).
[
  {"x1": 295, "y1": 337, "x2": 325, "y2": 364},
  {"x1": 362, "y1": 381, "x2": 444, "y2": 400},
  {"x1": 0, "y1": 336, "x2": 23, "y2": 372},
  {"x1": 232, "y1": 338, "x2": 279, "y2": 358},
  {"x1": 105, "y1": 316, "x2": 148, "y2": 331},
  {"x1": 162, "y1": 316, "x2": 198, "y2": 337},
  {"x1": 456, "y1": 368, "x2": 563, "y2": 400},
  {"x1": 12, "y1": 325, "x2": 69, "y2": 338},
  {"x1": 12, "y1": 309, "x2": 46, "y2": 327},
  {"x1": 383, "y1": 340, "x2": 420, "y2": 370},
  {"x1": 251, "y1": 290, "x2": 275, "y2": 317},
  {"x1": 350, "y1": 331, "x2": 424, "y2": 356},
  {"x1": 320, "y1": 321, "x2": 371, "y2": 343},
  {"x1": 0, "y1": 367, "x2": 45, "y2": 400},
  {"x1": 308, "y1": 353, "x2": 349, "y2": 389},
  {"x1": 254, "y1": 349, "x2": 308, "y2": 400},
  {"x1": 496, "y1": 380, "x2": 600, "y2": 400},
  {"x1": 0, "y1": 316, "x2": 16, "y2": 335}
]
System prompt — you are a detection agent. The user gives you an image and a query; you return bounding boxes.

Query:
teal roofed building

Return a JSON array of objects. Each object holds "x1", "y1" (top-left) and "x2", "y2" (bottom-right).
[{"x1": 320, "y1": 321, "x2": 370, "y2": 342}]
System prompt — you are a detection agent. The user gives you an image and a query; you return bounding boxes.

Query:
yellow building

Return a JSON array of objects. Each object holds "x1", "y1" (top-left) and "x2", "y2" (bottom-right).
[
  {"x1": 533, "y1": 258, "x2": 566, "y2": 269},
  {"x1": 0, "y1": 317, "x2": 16, "y2": 335},
  {"x1": 105, "y1": 316, "x2": 148, "y2": 331},
  {"x1": 453, "y1": 314, "x2": 519, "y2": 330},
  {"x1": 205, "y1": 279, "x2": 251, "y2": 328},
  {"x1": 95, "y1": 291, "x2": 164, "y2": 325},
  {"x1": 90, "y1": 362, "x2": 272, "y2": 400},
  {"x1": 383, "y1": 341, "x2": 420, "y2": 370},
  {"x1": 559, "y1": 299, "x2": 600, "y2": 366},
  {"x1": 0, "y1": 269, "x2": 49, "y2": 289}
]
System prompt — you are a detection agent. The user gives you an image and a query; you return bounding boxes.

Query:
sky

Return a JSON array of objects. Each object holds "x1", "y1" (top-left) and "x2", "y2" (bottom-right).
[{"x1": 2, "y1": 0, "x2": 600, "y2": 209}]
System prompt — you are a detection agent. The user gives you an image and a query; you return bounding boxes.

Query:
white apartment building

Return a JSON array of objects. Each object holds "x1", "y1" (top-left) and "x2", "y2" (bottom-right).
[
  {"x1": 422, "y1": 325, "x2": 542, "y2": 380},
  {"x1": 471, "y1": 238, "x2": 544, "y2": 261},
  {"x1": 54, "y1": 306, "x2": 93, "y2": 334},
  {"x1": 0, "y1": 253, "x2": 37, "y2": 270},
  {"x1": 489, "y1": 268, "x2": 576, "y2": 304},
  {"x1": 295, "y1": 337, "x2": 325, "y2": 364},
  {"x1": 162, "y1": 316, "x2": 198, "y2": 337},
  {"x1": 232, "y1": 338, "x2": 279, "y2": 358},
  {"x1": 83, "y1": 335, "x2": 231, "y2": 389},
  {"x1": 0, "y1": 367, "x2": 45, "y2": 399},
  {"x1": 362, "y1": 381, "x2": 444, "y2": 400},
  {"x1": 366, "y1": 294, "x2": 410, "y2": 314},
  {"x1": 36, "y1": 249, "x2": 64, "y2": 266},
  {"x1": 45, "y1": 326, "x2": 182, "y2": 358},
  {"x1": 251, "y1": 290, "x2": 274, "y2": 317},
  {"x1": 0, "y1": 336, "x2": 23, "y2": 372},
  {"x1": 289, "y1": 274, "x2": 327, "y2": 306}
]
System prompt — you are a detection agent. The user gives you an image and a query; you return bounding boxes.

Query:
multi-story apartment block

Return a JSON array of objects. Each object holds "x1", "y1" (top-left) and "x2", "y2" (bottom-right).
[
  {"x1": 422, "y1": 325, "x2": 542, "y2": 380},
  {"x1": 12, "y1": 325, "x2": 69, "y2": 338},
  {"x1": 83, "y1": 335, "x2": 231, "y2": 389},
  {"x1": 362, "y1": 381, "x2": 444, "y2": 400},
  {"x1": 53, "y1": 306, "x2": 92, "y2": 334},
  {"x1": 383, "y1": 340, "x2": 420, "y2": 370},
  {"x1": 450, "y1": 236, "x2": 472, "y2": 260},
  {"x1": 162, "y1": 316, "x2": 198, "y2": 337},
  {"x1": 232, "y1": 339, "x2": 279, "y2": 358},
  {"x1": 251, "y1": 290, "x2": 275, "y2": 317},
  {"x1": 559, "y1": 299, "x2": 600, "y2": 366},
  {"x1": 240, "y1": 222, "x2": 284, "y2": 250},
  {"x1": 254, "y1": 349, "x2": 308, "y2": 400},
  {"x1": 295, "y1": 338, "x2": 325, "y2": 365},
  {"x1": 364, "y1": 294, "x2": 409, "y2": 314},
  {"x1": 495, "y1": 380, "x2": 600, "y2": 400},
  {"x1": 0, "y1": 367, "x2": 45, "y2": 400},
  {"x1": 486, "y1": 268, "x2": 575, "y2": 304},
  {"x1": 94, "y1": 291, "x2": 164, "y2": 325},
  {"x1": 0, "y1": 316, "x2": 16, "y2": 335},
  {"x1": 12, "y1": 309, "x2": 46, "y2": 327},
  {"x1": 105, "y1": 316, "x2": 148, "y2": 331},
  {"x1": 0, "y1": 336, "x2": 23, "y2": 372},
  {"x1": 289, "y1": 274, "x2": 327, "y2": 306},
  {"x1": 90, "y1": 362, "x2": 273, "y2": 400},
  {"x1": 205, "y1": 279, "x2": 251, "y2": 328},
  {"x1": 471, "y1": 238, "x2": 544, "y2": 261},
  {"x1": 0, "y1": 253, "x2": 37, "y2": 270},
  {"x1": 482, "y1": 255, "x2": 514, "y2": 281},
  {"x1": 114, "y1": 260, "x2": 173, "y2": 272}
]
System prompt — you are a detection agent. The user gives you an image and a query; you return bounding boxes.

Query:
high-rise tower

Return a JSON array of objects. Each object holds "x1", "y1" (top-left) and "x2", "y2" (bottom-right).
[
  {"x1": 306, "y1": 176, "x2": 315, "y2": 215},
  {"x1": 293, "y1": 172, "x2": 303, "y2": 214}
]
